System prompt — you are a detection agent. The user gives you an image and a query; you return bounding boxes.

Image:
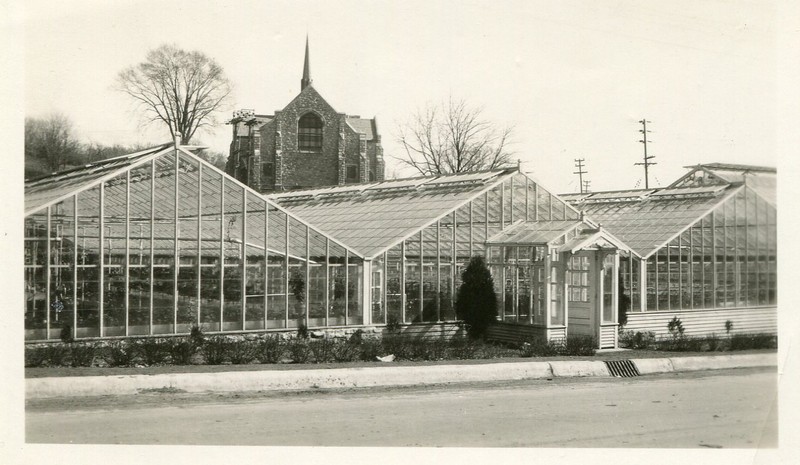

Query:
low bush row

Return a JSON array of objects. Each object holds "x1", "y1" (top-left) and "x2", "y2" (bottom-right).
[
  {"x1": 24, "y1": 332, "x2": 528, "y2": 368},
  {"x1": 618, "y1": 330, "x2": 777, "y2": 352},
  {"x1": 518, "y1": 335, "x2": 598, "y2": 357}
]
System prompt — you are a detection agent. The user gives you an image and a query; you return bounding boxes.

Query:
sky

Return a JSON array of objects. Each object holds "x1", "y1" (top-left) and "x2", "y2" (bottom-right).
[{"x1": 17, "y1": 0, "x2": 784, "y2": 194}]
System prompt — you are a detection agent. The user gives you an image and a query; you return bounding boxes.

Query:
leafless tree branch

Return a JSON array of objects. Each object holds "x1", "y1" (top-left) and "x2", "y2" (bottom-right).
[
  {"x1": 115, "y1": 44, "x2": 232, "y2": 144},
  {"x1": 393, "y1": 96, "x2": 514, "y2": 176}
]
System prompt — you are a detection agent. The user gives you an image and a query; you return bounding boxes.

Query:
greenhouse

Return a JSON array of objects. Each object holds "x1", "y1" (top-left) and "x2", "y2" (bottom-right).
[
  {"x1": 24, "y1": 143, "x2": 366, "y2": 341},
  {"x1": 24, "y1": 141, "x2": 777, "y2": 348},
  {"x1": 561, "y1": 163, "x2": 777, "y2": 338},
  {"x1": 270, "y1": 168, "x2": 630, "y2": 347}
]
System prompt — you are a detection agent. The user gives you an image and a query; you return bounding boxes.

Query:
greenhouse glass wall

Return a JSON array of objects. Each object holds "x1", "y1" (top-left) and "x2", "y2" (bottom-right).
[
  {"x1": 272, "y1": 170, "x2": 582, "y2": 330},
  {"x1": 24, "y1": 144, "x2": 365, "y2": 341},
  {"x1": 564, "y1": 164, "x2": 777, "y2": 338}
]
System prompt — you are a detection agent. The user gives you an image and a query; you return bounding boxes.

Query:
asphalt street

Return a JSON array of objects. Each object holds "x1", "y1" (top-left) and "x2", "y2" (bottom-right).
[{"x1": 26, "y1": 367, "x2": 777, "y2": 447}]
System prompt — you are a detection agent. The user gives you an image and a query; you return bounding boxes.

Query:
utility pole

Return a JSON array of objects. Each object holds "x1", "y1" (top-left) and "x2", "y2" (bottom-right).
[
  {"x1": 582, "y1": 180, "x2": 591, "y2": 193},
  {"x1": 635, "y1": 119, "x2": 656, "y2": 188},
  {"x1": 574, "y1": 158, "x2": 588, "y2": 193}
]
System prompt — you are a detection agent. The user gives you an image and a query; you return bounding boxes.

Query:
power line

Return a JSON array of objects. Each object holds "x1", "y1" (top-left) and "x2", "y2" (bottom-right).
[
  {"x1": 573, "y1": 158, "x2": 588, "y2": 193},
  {"x1": 582, "y1": 180, "x2": 591, "y2": 193},
  {"x1": 634, "y1": 119, "x2": 656, "y2": 189}
]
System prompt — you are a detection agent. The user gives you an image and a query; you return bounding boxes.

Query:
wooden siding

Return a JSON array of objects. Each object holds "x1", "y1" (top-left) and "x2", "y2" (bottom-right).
[
  {"x1": 624, "y1": 306, "x2": 777, "y2": 338},
  {"x1": 599, "y1": 324, "x2": 617, "y2": 349},
  {"x1": 548, "y1": 326, "x2": 567, "y2": 343},
  {"x1": 486, "y1": 322, "x2": 547, "y2": 346}
]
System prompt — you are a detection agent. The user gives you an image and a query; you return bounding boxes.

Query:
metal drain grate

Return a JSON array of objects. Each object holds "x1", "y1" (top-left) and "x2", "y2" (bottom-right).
[{"x1": 604, "y1": 360, "x2": 640, "y2": 377}]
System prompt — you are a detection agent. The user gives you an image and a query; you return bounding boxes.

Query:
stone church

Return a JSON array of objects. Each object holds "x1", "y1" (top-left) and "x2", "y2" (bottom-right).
[{"x1": 226, "y1": 39, "x2": 385, "y2": 192}]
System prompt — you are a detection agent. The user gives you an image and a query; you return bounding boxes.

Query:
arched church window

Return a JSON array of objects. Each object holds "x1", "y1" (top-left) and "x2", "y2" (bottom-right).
[{"x1": 298, "y1": 113, "x2": 323, "y2": 151}]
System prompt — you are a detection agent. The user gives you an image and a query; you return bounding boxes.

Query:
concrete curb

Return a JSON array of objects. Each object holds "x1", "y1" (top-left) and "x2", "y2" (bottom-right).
[
  {"x1": 549, "y1": 361, "x2": 609, "y2": 378},
  {"x1": 26, "y1": 353, "x2": 777, "y2": 399}
]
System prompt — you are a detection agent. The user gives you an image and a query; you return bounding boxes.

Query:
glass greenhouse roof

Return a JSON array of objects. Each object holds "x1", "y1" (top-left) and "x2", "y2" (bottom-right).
[
  {"x1": 24, "y1": 143, "x2": 360, "y2": 258},
  {"x1": 486, "y1": 220, "x2": 583, "y2": 245},
  {"x1": 25, "y1": 144, "x2": 174, "y2": 215},
  {"x1": 672, "y1": 163, "x2": 776, "y2": 206},
  {"x1": 269, "y1": 168, "x2": 519, "y2": 258},
  {"x1": 565, "y1": 184, "x2": 743, "y2": 258}
]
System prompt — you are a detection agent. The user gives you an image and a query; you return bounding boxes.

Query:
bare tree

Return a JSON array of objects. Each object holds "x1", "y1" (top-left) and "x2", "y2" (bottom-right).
[
  {"x1": 24, "y1": 113, "x2": 80, "y2": 175},
  {"x1": 116, "y1": 44, "x2": 232, "y2": 144},
  {"x1": 395, "y1": 98, "x2": 513, "y2": 176}
]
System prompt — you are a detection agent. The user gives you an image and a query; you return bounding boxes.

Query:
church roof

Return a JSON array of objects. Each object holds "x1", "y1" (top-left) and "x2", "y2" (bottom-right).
[{"x1": 346, "y1": 117, "x2": 377, "y2": 140}]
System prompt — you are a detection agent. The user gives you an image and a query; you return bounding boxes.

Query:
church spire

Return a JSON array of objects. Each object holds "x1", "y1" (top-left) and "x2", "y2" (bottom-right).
[{"x1": 301, "y1": 35, "x2": 312, "y2": 90}]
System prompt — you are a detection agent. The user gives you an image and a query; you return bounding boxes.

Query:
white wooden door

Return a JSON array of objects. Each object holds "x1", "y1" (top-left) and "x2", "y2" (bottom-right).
[{"x1": 567, "y1": 251, "x2": 598, "y2": 339}]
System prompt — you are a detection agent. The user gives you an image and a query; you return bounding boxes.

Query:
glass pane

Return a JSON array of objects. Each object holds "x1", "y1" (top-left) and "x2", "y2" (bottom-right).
[
  {"x1": 372, "y1": 257, "x2": 385, "y2": 325},
  {"x1": 404, "y1": 237, "x2": 421, "y2": 323},
  {"x1": 223, "y1": 265, "x2": 243, "y2": 330},
  {"x1": 329, "y1": 265, "x2": 346, "y2": 325},
  {"x1": 177, "y1": 266, "x2": 198, "y2": 328},
  {"x1": 128, "y1": 267, "x2": 150, "y2": 335},
  {"x1": 308, "y1": 264, "x2": 326, "y2": 326},
  {"x1": 347, "y1": 261, "x2": 363, "y2": 325},
  {"x1": 103, "y1": 266, "x2": 125, "y2": 336},
  {"x1": 152, "y1": 266, "x2": 174, "y2": 334},
  {"x1": 199, "y1": 266, "x2": 221, "y2": 331},
  {"x1": 385, "y1": 246, "x2": 402, "y2": 324}
]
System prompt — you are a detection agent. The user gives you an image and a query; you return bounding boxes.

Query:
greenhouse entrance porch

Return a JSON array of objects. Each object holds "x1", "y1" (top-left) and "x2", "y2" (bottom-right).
[{"x1": 486, "y1": 222, "x2": 628, "y2": 349}]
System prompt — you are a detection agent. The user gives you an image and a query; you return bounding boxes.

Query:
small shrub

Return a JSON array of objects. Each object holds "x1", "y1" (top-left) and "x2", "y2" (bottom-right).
[
  {"x1": 60, "y1": 323, "x2": 74, "y2": 343},
  {"x1": 730, "y1": 333, "x2": 777, "y2": 350},
  {"x1": 705, "y1": 333, "x2": 724, "y2": 352},
  {"x1": 189, "y1": 325, "x2": 206, "y2": 348},
  {"x1": 404, "y1": 339, "x2": 448, "y2": 361},
  {"x1": 103, "y1": 341, "x2": 137, "y2": 367},
  {"x1": 25, "y1": 347, "x2": 48, "y2": 367},
  {"x1": 667, "y1": 316, "x2": 685, "y2": 338},
  {"x1": 309, "y1": 338, "x2": 337, "y2": 363},
  {"x1": 358, "y1": 338, "x2": 383, "y2": 361},
  {"x1": 385, "y1": 314, "x2": 402, "y2": 333},
  {"x1": 381, "y1": 334, "x2": 414, "y2": 360},
  {"x1": 169, "y1": 338, "x2": 197, "y2": 365},
  {"x1": 287, "y1": 338, "x2": 312, "y2": 363},
  {"x1": 725, "y1": 320, "x2": 734, "y2": 335},
  {"x1": 203, "y1": 336, "x2": 232, "y2": 365},
  {"x1": 624, "y1": 331, "x2": 656, "y2": 350},
  {"x1": 348, "y1": 329, "x2": 364, "y2": 345},
  {"x1": 519, "y1": 338, "x2": 560, "y2": 357},
  {"x1": 331, "y1": 339, "x2": 360, "y2": 362},
  {"x1": 256, "y1": 336, "x2": 285, "y2": 363},
  {"x1": 448, "y1": 337, "x2": 480, "y2": 360},
  {"x1": 69, "y1": 343, "x2": 97, "y2": 367},
  {"x1": 296, "y1": 322, "x2": 309, "y2": 340},
  {"x1": 475, "y1": 341, "x2": 516, "y2": 359},
  {"x1": 43, "y1": 344, "x2": 71, "y2": 367},
  {"x1": 229, "y1": 340, "x2": 259, "y2": 365},
  {"x1": 562, "y1": 335, "x2": 597, "y2": 356},
  {"x1": 135, "y1": 338, "x2": 169, "y2": 366}
]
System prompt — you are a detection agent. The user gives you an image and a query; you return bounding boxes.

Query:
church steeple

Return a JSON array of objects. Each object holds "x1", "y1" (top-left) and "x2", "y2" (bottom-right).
[{"x1": 301, "y1": 36, "x2": 312, "y2": 90}]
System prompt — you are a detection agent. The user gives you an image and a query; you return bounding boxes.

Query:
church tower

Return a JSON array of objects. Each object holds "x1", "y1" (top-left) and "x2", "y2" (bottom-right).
[
  {"x1": 227, "y1": 38, "x2": 385, "y2": 192},
  {"x1": 301, "y1": 36, "x2": 312, "y2": 90}
]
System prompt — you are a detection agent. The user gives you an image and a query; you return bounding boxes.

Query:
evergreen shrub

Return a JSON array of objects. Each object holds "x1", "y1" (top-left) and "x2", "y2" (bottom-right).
[{"x1": 456, "y1": 256, "x2": 498, "y2": 339}]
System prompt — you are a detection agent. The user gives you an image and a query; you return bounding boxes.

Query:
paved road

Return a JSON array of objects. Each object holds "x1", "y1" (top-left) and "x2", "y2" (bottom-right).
[{"x1": 26, "y1": 367, "x2": 777, "y2": 447}]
